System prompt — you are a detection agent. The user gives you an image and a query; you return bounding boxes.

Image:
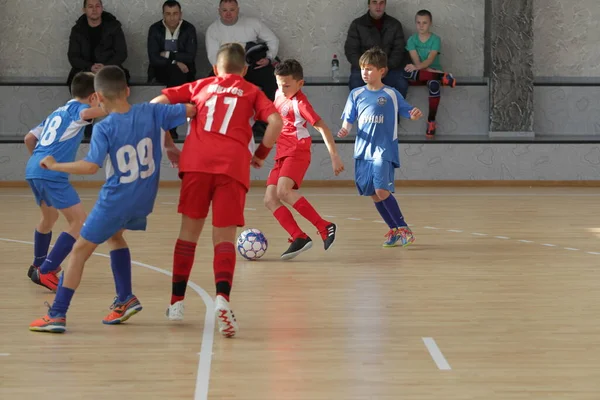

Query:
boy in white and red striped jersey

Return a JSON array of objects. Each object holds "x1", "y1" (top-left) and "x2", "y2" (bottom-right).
[{"x1": 263, "y1": 59, "x2": 345, "y2": 260}]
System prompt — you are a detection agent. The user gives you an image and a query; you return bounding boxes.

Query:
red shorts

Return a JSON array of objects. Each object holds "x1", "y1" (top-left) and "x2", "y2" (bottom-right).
[
  {"x1": 266, "y1": 155, "x2": 311, "y2": 189},
  {"x1": 178, "y1": 172, "x2": 247, "y2": 227}
]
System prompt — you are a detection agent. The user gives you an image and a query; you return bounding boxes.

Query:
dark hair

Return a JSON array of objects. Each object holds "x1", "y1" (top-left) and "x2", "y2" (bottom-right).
[
  {"x1": 94, "y1": 66, "x2": 128, "y2": 101},
  {"x1": 162, "y1": 0, "x2": 181, "y2": 11},
  {"x1": 359, "y1": 46, "x2": 387, "y2": 69},
  {"x1": 367, "y1": 0, "x2": 386, "y2": 4},
  {"x1": 83, "y1": 0, "x2": 102, "y2": 7},
  {"x1": 416, "y1": 9, "x2": 432, "y2": 21},
  {"x1": 70, "y1": 72, "x2": 96, "y2": 99},
  {"x1": 219, "y1": 0, "x2": 238, "y2": 5},
  {"x1": 216, "y1": 43, "x2": 246, "y2": 73},
  {"x1": 274, "y1": 59, "x2": 304, "y2": 81}
]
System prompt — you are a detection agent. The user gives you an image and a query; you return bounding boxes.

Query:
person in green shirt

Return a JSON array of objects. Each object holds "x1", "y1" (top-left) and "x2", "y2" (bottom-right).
[{"x1": 404, "y1": 10, "x2": 456, "y2": 137}]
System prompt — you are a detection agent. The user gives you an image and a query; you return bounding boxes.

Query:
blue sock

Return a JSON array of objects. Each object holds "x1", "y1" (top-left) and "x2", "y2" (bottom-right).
[
  {"x1": 50, "y1": 286, "x2": 75, "y2": 317},
  {"x1": 33, "y1": 230, "x2": 52, "y2": 267},
  {"x1": 39, "y1": 232, "x2": 76, "y2": 274},
  {"x1": 382, "y1": 195, "x2": 407, "y2": 227},
  {"x1": 375, "y1": 201, "x2": 396, "y2": 229},
  {"x1": 110, "y1": 248, "x2": 132, "y2": 302}
]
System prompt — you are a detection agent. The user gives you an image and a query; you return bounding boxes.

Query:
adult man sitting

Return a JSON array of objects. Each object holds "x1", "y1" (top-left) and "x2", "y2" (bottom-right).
[
  {"x1": 205, "y1": 0, "x2": 279, "y2": 102},
  {"x1": 67, "y1": 0, "x2": 129, "y2": 87},
  {"x1": 344, "y1": 0, "x2": 409, "y2": 97},
  {"x1": 147, "y1": 0, "x2": 198, "y2": 138}
]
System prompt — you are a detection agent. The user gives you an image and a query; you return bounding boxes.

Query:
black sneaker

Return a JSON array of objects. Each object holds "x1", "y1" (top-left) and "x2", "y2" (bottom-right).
[
  {"x1": 27, "y1": 265, "x2": 35, "y2": 278},
  {"x1": 280, "y1": 236, "x2": 313, "y2": 260},
  {"x1": 319, "y1": 223, "x2": 336, "y2": 250}
]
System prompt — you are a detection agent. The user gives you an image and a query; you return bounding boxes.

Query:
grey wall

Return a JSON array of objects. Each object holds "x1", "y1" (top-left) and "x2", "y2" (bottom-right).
[
  {"x1": 3, "y1": 140, "x2": 600, "y2": 182},
  {"x1": 0, "y1": 0, "x2": 485, "y2": 79},
  {"x1": 533, "y1": 0, "x2": 600, "y2": 77}
]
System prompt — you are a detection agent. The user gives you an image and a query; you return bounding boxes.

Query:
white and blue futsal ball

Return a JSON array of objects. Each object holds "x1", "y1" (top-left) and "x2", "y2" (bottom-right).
[{"x1": 237, "y1": 228, "x2": 268, "y2": 260}]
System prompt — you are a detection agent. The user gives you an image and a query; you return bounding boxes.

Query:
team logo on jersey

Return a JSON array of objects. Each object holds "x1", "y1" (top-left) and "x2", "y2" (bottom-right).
[
  {"x1": 281, "y1": 105, "x2": 290, "y2": 116},
  {"x1": 377, "y1": 97, "x2": 387, "y2": 106}
]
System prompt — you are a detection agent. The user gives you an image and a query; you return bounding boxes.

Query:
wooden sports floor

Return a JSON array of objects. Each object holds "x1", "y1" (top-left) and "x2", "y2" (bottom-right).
[{"x1": 2, "y1": 185, "x2": 600, "y2": 399}]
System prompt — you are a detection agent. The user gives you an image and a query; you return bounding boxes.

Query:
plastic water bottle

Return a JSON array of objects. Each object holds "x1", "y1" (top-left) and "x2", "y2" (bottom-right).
[{"x1": 331, "y1": 54, "x2": 340, "y2": 82}]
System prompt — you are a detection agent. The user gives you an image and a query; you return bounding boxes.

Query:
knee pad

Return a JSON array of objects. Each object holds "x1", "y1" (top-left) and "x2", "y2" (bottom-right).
[{"x1": 428, "y1": 80, "x2": 441, "y2": 97}]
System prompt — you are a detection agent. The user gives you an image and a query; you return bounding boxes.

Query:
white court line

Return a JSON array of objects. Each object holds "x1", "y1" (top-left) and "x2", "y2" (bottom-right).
[
  {"x1": 422, "y1": 337, "x2": 451, "y2": 370},
  {"x1": 542, "y1": 244, "x2": 556, "y2": 247},
  {"x1": 447, "y1": 229, "x2": 463, "y2": 233},
  {"x1": 346, "y1": 217, "x2": 362, "y2": 221},
  {"x1": 0, "y1": 353, "x2": 10, "y2": 356},
  {"x1": 0, "y1": 237, "x2": 214, "y2": 400},
  {"x1": 471, "y1": 232, "x2": 487, "y2": 236},
  {"x1": 495, "y1": 236, "x2": 510, "y2": 240},
  {"x1": 323, "y1": 215, "x2": 336, "y2": 218},
  {"x1": 564, "y1": 247, "x2": 580, "y2": 251},
  {"x1": 373, "y1": 220, "x2": 386, "y2": 223},
  {"x1": 424, "y1": 226, "x2": 440, "y2": 230},
  {"x1": 519, "y1": 240, "x2": 534, "y2": 243},
  {"x1": 587, "y1": 252, "x2": 600, "y2": 255}
]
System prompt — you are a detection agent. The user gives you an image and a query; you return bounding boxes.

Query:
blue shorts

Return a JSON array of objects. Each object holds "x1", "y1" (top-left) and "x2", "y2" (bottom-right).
[
  {"x1": 27, "y1": 179, "x2": 80, "y2": 209},
  {"x1": 354, "y1": 159, "x2": 396, "y2": 196},
  {"x1": 81, "y1": 205, "x2": 147, "y2": 245}
]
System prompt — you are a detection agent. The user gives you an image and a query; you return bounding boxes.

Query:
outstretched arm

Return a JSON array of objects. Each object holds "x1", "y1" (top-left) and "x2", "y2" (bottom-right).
[
  {"x1": 40, "y1": 157, "x2": 99, "y2": 175},
  {"x1": 313, "y1": 120, "x2": 344, "y2": 175}
]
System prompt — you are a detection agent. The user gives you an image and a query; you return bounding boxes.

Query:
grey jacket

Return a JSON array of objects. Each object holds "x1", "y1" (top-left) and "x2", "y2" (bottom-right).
[{"x1": 344, "y1": 12, "x2": 408, "y2": 70}]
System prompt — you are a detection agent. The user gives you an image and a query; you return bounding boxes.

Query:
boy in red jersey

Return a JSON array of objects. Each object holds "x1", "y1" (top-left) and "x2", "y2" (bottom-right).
[
  {"x1": 151, "y1": 43, "x2": 283, "y2": 338},
  {"x1": 264, "y1": 59, "x2": 344, "y2": 260}
]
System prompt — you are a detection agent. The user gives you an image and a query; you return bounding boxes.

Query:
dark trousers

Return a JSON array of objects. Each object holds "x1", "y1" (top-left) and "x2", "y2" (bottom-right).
[{"x1": 153, "y1": 64, "x2": 195, "y2": 138}]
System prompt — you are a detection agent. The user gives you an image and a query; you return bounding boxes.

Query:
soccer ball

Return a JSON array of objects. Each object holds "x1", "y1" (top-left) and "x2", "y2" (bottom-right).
[{"x1": 237, "y1": 228, "x2": 268, "y2": 260}]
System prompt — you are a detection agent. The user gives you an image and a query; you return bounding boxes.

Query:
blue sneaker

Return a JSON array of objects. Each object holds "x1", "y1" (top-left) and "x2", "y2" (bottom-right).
[
  {"x1": 397, "y1": 227, "x2": 416, "y2": 247},
  {"x1": 383, "y1": 229, "x2": 401, "y2": 247}
]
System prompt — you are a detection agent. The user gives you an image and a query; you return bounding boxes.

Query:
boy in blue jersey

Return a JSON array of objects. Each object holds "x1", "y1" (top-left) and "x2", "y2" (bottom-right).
[
  {"x1": 29, "y1": 66, "x2": 196, "y2": 333},
  {"x1": 338, "y1": 47, "x2": 423, "y2": 247},
  {"x1": 24, "y1": 72, "x2": 106, "y2": 291}
]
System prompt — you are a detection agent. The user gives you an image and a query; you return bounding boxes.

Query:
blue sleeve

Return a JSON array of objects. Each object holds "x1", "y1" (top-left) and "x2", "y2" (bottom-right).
[
  {"x1": 154, "y1": 103, "x2": 187, "y2": 131},
  {"x1": 394, "y1": 89, "x2": 414, "y2": 119},
  {"x1": 341, "y1": 92, "x2": 358, "y2": 124},
  {"x1": 84, "y1": 123, "x2": 110, "y2": 167},
  {"x1": 74, "y1": 103, "x2": 90, "y2": 122}
]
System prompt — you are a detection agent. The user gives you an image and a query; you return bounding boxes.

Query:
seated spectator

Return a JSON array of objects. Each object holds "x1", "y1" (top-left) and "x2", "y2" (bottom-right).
[
  {"x1": 344, "y1": 0, "x2": 409, "y2": 97},
  {"x1": 403, "y1": 10, "x2": 456, "y2": 137},
  {"x1": 67, "y1": 0, "x2": 129, "y2": 86},
  {"x1": 147, "y1": 0, "x2": 197, "y2": 138},
  {"x1": 205, "y1": 0, "x2": 278, "y2": 101},
  {"x1": 67, "y1": 0, "x2": 129, "y2": 138}
]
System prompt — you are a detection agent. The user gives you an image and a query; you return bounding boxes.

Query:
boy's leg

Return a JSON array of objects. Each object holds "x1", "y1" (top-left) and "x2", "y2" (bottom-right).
[
  {"x1": 103, "y1": 229, "x2": 143, "y2": 325},
  {"x1": 29, "y1": 236, "x2": 98, "y2": 333},
  {"x1": 167, "y1": 172, "x2": 211, "y2": 320},
  {"x1": 31, "y1": 201, "x2": 58, "y2": 276},
  {"x1": 31, "y1": 182, "x2": 85, "y2": 290},
  {"x1": 278, "y1": 157, "x2": 336, "y2": 251},
  {"x1": 211, "y1": 175, "x2": 248, "y2": 338},
  {"x1": 373, "y1": 162, "x2": 414, "y2": 247}
]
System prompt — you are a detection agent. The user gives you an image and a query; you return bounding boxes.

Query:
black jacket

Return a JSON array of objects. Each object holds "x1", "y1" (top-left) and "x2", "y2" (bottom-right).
[
  {"x1": 68, "y1": 12, "x2": 128, "y2": 72},
  {"x1": 344, "y1": 12, "x2": 408, "y2": 70},
  {"x1": 147, "y1": 19, "x2": 197, "y2": 81}
]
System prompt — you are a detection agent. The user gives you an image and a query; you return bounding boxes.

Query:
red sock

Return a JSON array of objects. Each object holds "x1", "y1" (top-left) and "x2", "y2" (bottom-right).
[
  {"x1": 214, "y1": 242, "x2": 236, "y2": 301},
  {"x1": 171, "y1": 239, "x2": 196, "y2": 305},
  {"x1": 273, "y1": 206, "x2": 306, "y2": 239},
  {"x1": 428, "y1": 96, "x2": 441, "y2": 121},
  {"x1": 293, "y1": 197, "x2": 329, "y2": 232}
]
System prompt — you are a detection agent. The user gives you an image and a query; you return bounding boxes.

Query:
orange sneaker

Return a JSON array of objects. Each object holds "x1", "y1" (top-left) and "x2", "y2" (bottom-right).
[
  {"x1": 30, "y1": 304, "x2": 66, "y2": 333},
  {"x1": 426, "y1": 121, "x2": 437, "y2": 137},
  {"x1": 30, "y1": 267, "x2": 61, "y2": 292},
  {"x1": 102, "y1": 295, "x2": 143, "y2": 325}
]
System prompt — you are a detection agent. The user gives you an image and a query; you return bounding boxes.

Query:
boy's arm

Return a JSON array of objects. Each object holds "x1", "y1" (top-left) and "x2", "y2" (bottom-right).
[
  {"x1": 150, "y1": 94, "x2": 171, "y2": 104},
  {"x1": 337, "y1": 94, "x2": 357, "y2": 138},
  {"x1": 24, "y1": 132, "x2": 38, "y2": 155},
  {"x1": 252, "y1": 112, "x2": 283, "y2": 168},
  {"x1": 397, "y1": 95, "x2": 423, "y2": 120},
  {"x1": 408, "y1": 50, "x2": 421, "y2": 66},
  {"x1": 43, "y1": 124, "x2": 110, "y2": 175},
  {"x1": 80, "y1": 106, "x2": 107, "y2": 121},
  {"x1": 40, "y1": 158, "x2": 99, "y2": 175},
  {"x1": 313, "y1": 120, "x2": 344, "y2": 175},
  {"x1": 415, "y1": 51, "x2": 439, "y2": 70}
]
